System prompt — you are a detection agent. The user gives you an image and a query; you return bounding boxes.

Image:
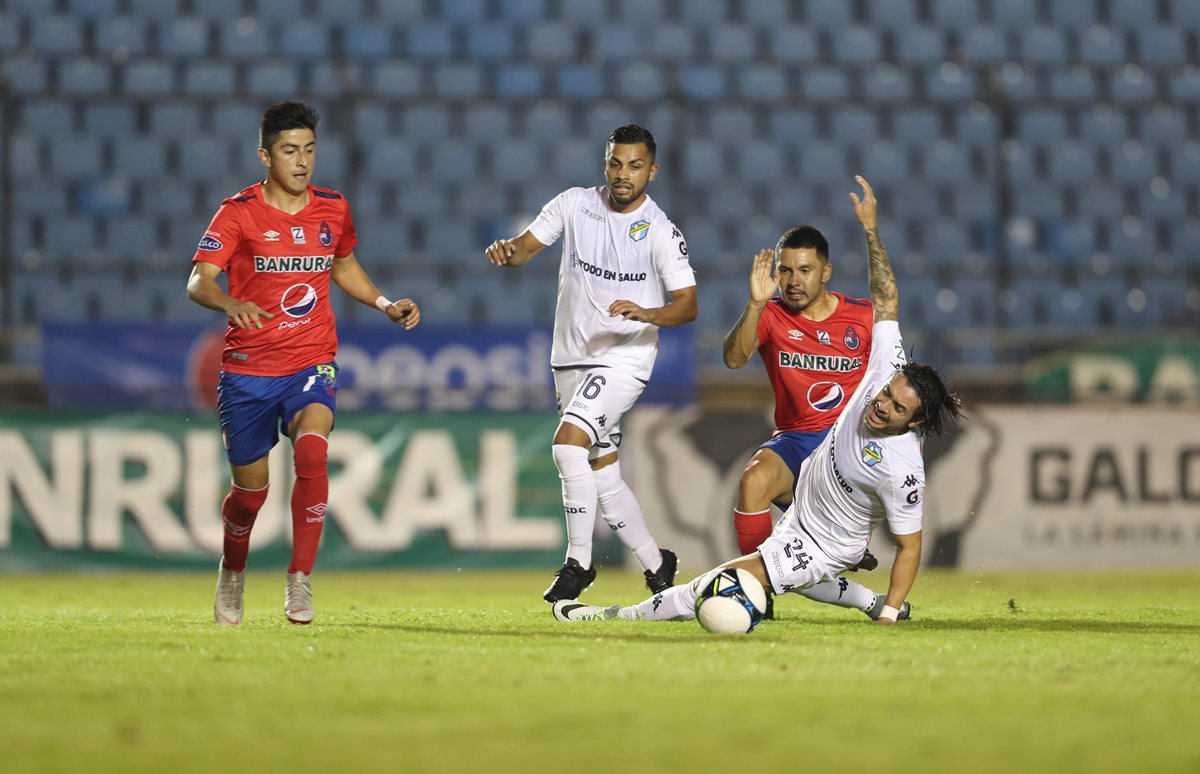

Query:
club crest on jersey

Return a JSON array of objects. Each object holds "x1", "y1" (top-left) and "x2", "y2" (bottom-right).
[
  {"x1": 817, "y1": 330, "x2": 831, "y2": 345},
  {"x1": 844, "y1": 325, "x2": 861, "y2": 350},
  {"x1": 197, "y1": 235, "x2": 222, "y2": 251},
  {"x1": 629, "y1": 219, "x2": 650, "y2": 242},
  {"x1": 807, "y1": 381, "x2": 845, "y2": 412},
  {"x1": 291, "y1": 226, "x2": 306, "y2": 244},
  {"x1": 862, "y1": 441, "x2": 883, "y2": 467},
  {"x1": 319, "y1": 221, "x2": 333, "y2": 247},
  {"x1": 280, "y1": 283, "x2": 318, "y2": 317}
]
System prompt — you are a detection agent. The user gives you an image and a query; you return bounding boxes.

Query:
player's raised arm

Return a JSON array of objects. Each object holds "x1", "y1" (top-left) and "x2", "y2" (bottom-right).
[
  {"x1": 850, "y1": 175, "x2": 898, "y2": 323},
  {"x1": 186, "y1": 261, "x2": 274, "y2": 330},
  {"x1": 722, "y1": 248, "x2": 777, "y2": 368},
  {"x1": 484, "y1": 230, "x2": 548, "y2": 267}
]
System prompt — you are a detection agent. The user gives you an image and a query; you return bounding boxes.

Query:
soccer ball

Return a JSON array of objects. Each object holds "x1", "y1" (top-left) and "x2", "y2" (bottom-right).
[{"x1": 694, "y1": 567, "x2": 768, "y2": 634}]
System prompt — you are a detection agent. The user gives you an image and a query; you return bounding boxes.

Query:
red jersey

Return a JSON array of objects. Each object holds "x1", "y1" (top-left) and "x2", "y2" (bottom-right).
[
  {"x1": 755, "y1": 292, "x2": 874, "y2": 433},
  {"x1": 192, "y1": 182, "x2": 358, "y2": 376}
]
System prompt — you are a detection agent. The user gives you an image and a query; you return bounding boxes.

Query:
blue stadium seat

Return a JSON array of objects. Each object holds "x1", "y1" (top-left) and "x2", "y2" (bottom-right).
[
  {"x1": 552, "y1": 139, "x2": 594, "y2": 180},
  {"x1": 49, "y1": 136, "x2": 102, "y2": 180},
  {"x1": 15, "y1": 180, "x2": 69, "y2": 217},
  {"x1": 1106, "y1": 215, "x2": 1155, "y2": 261},
  {"x1": 894, "y1": 27, "x2": 946, "y2": 66},
  {"x1": 82, "y1": 103, "x2": 131, "y2": 141},
  {"x1": 279, "y1": 19, "x2": 331, "y2": 60},
  {"x1": 523, "y1": 101, "x2": 571, "y2": 142},
  {"x1": 1049, "y1": 67, "x2": 1097, "y2": 104},
  {"x1": 1075, "y1": 183, "x2": 1123, "y2": 219},
  {"x1": 30, "y1": 15, "x2": 84, "y2": 58},
  {"x1": 1166, "y1": 218, "x2": 1200, "y2": 266},
  {"x1": 1109, "y1": 0, "x2": 1155, "y2": 28},
  {"x1": 708, "y1": 106, "x2": 754, "y2": 143},
  {"x1": 1170, "y1": 141, "x2": 1200, "y2": 186},
  {"x1": 485, "y1": 281, "x2": 553, "y2": 326},
  {"x1": 367, "y1": 61, "x2": 418, "y2": 98},
  {"x1": 992, "y1": 0, "x2": 1038, "y2": 29},
  {"x1": 495, "y1": 65, "x2": 542, "y2": 99},
  {"x1": 430, "y1": 141, "x2": 476, "y2": 184},
  {"x1": 77, "y1": 175, "x2": 133, "y2": 218},
  {"x1": 922, "y1": 218, "x2": 971, "y2": 263},
  {"x1": 4, "y1": 58, "x2": 50, "y2": 97},
  {"x1": 950, "y1": 188, "x2": 997, "y2": 220},
  {"x1": 365, "y1": 139, "x2": 417, "y2": 181},
  {"x1": 498, "y1": 0, "x2": 546, "y2": 23},
  {"x1": 862, "y1": 64, "x2": 914, "y2": 104},
  {"x1": 121, "y1": 59, "x2": 174, "y2": 98},
  {"x1": 802, "y1": 69, "x2": 851, "y2": 103},
  {"x1": 928, "y1": 0, "x2": 978, "y2": 31},
  {"x1": 489, "y1": 139, "x2": 540, "y2": 180},
  {"x1": 211, "y1": 103, "x2": 260, "y2": 140},
  {"x1": 583, "y1": 103, "x2": 636, "y2": 145},
  {"x1": 1012, "y1": 184, "x2": 1065, "y2": 218},
  {"x1": 158, "y1": 17, "x2": 209, "y2": 59},
  {"x1": 1140, "y1": 106, "x2": 1186, "y2": 148},
  {"x1": 766, "y1": 25, "x2": 819, "y2": 65},
  {"x1": 1079, "y1": 104, "x2": 1128, "y2": 147},
  {"x1": 313, "y1": 138, "x2": 348, "y2": 188},
  {"x1": 708, "y1": 27, "x2": 757, "y2": 65},
  {"x1": 767, "y1": 109, "x2": 817, "y2": 148},
  {"x1": 245, "y1": 61, "x2": 302, "y2": 99},
  {"x1": 764, "y1": 187, "x2": 815, "y2": 226},
  {"x1": 42, "y1": 216, "x2": 100, "y2": 263},
  {"x1": 1168, "y1": 65, "x2": 1200, "y2": 101},
  {"x1": 167, "y1": 0, "x2": 226, "y2": 19},
  {"x1": 682, "y1": 140, "x2": 725, "y2": 185},
  {"x1": 582, "y1": 27, "x2": 636, "y2": 62},
  {"x1": 678, "y1": 65, "x2": 728, "y2": 101},
  {"x1": 737, "y1": 64, "x2": 787, "y2": 103},
  {"x1": 248, "y1": 0, "x2": 306, "y2": 21},
  {"x1": 374, "y1": 0, "x2": 426, "y2": 23},
  {"x1": 802, "y1": 0, "x2": 853, "y2": 30},
  {"x1": 148, "y1": 101, "x2": 199, "y2": 136},
  {"x1": 1109, "y1": 141, "x2": 1156, "y2": 186},
  {"x1": 831, "y1": 108, "x2": 879, "y2": 145},
  {"x1": 1048, "y1": 1, "x2": 1098, "y2": 30},
  {"x1": 58, "y1": 57, "x2": 113, "y2": 96},
  {"x1": 893, "y1": 107, "x2": 940, "y2": 148},
  {"x1": 527, "y1": 23, "x2": 578, "y2": 62},
  {"x1": 465, "y1": 24, "x2": 514, "y2": 61},
  {"x1": 738, "y1": 145, "x2": 788, "y2": 184},
  {"x1": 1139, "y1": 276, "x2": 1195, "y2": 326},
  {"x1": 401, "y1": 104, "x2": 452, "y2": 142},
  {"x1": 66, "y1": 0, "x2": 119, "y2": 18},
  {"x1": 1019, "y1": 26, "x2": 1069, "y2": 65},
  {"x1": 462, "y1": 104, "x2": 512, "y2": 142},
  {"x1": 994, "y1": 63, "x2": 1039, "y2": 102},
  {"x1": 742, "y1": 0, "x2": 789, "y2": 27},
  {"x1": 181, "y1": 60, "x2": 236, "y2": 96},
  {"x1": 650, "y1": 24, "x2": 696, "y2": 63},
  {"x1": 1169, "y1": 0, "x2": 1200, "y2": 28},
  {"x1": 339, "y1": 23, "x2": 391, "y2": 61},
  {"x1": 1137, "y1": 179, "x2": 1187, "y2": 219},
  {"x1": 616, "y1": 0, "x2": 667, "y2": 22},
  {"x1": 1136, "y1": 27, "x2": 1187, "y2": 68},
  {"x1": 11, "y1": 133, "x2": 44, "y2": 182},
  {"x1": 616, "y1": 63, "x2": 666, "y2": 101},
  {"x1": 921, "y1": 140, "x2": 969, "y2": 186},
  {"x1": 555, "y1": 66, "x2": 605, "y2": 101},
  {"x1": 0, "y1": 14, "x2": 20, "y2": 55},
  {"x1": 960, "y1": 26, "x2": 1009, "y2": 66},
  {"x1": 1078, "y1": 25, "x2": 1126, "y2": 66},
  {"x1": 107, "y1": 216, "x2": 161, "y2": 257},
  {"x1": 1110, "y1": 65, "x2": 1158, "y2": 103},
  {"x1": 113, "y1": 136, "x2": 168, "y2": 180},
  {"x1": 424, "y1": 219, "x2": 477, "y2": 262},
  {"x1": 800, "y1": 142, "x2": 847, "y2": 183},
  {"x1": 924, "y1": 63, "x2": 978, "y2": 102},
  {"x1": 862, "y1": 142, "x2": 908, "y2": 186},
  {"x1": 219, "y1": 18, "x2": 273, "y2": 60},
  {"x1": 431, "y1": 63, "x2": 483, "y2": 99},
  {"x1": 832, "y1": 26, "x2": 883, "y2": 67},
  {"x1": 937, "y1": 275, "x2": 999, "y2": 328},
  {"x1": 176, "y1": 138, "x2": 231, "y2": 182},
  {"x1": 21, "y1": 99, "x2": 73, "y2": 135},
  {"x1": 1017, "y1": 109, "x2": 1068, "y2": 147},
  {"x1": 1047, "y1": 142, "x2": 1097, "y2": 187},
  {"x1": 12, "y1": 272, "x2": 84, "y2": 325},
  {"x1": 677, "y1": 0, "x2": 730, "y2": 29},
  {"x1": 310, "y1": 62, "x2": 364, "y2": 98}
]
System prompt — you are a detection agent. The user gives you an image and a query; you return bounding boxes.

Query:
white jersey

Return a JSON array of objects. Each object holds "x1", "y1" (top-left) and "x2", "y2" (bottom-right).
[
  {"x1": 527, "y1": 186, "x2": 696, "y2": 381},
  {"x1": 785, "y1": 320, "x2": 926, "y2": 566}
]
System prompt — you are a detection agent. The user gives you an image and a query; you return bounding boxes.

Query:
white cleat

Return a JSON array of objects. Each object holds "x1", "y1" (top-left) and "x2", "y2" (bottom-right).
[
  {"x1": 285, "y1": 570, "x2": 314, "y2": 625},
  {"x1": 213, "y1": 558, "x2": 244, "y2": 626},
  {"x1": 552, "y1": 599, "x2": 621, "y2": 622}
]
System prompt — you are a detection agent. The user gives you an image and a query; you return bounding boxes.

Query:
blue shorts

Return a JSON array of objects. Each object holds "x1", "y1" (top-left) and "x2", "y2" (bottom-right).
[
  {"x1": 759, "y1": 428, "x2": 831, "y2": 479},
  {"x1": 217, "y1": 363, "x2": 338, "y2": 466}
]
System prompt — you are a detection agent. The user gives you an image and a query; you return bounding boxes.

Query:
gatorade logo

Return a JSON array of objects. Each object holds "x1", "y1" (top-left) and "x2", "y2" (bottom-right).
[
  {"x1": 280, "y1": 283, "x2": 318, "y2": 317},
  {"x1": 807, "y1": 381, "x2": 845, "y2": 412}
]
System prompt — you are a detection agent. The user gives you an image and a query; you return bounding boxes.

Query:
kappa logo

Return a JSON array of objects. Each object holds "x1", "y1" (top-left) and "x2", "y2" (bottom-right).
[
  {"x1": 903, "y1": 474, "x2": 919, "y2": 488},
  {"x1": 318, "y1": 221, "x2": 333, "y2": 247},
  {"x1": 788, "y1": 330, "x2": 804, "y2": 340},
  {"x1": 263, "y1": 230, "x2": 281, "y2": 241},
  {"x1": 807, "y1": 381, "x2": 845, "y2": 412},
  {"x1": 651, "y1": 593, "x2": 664, "y2": 612},
  {"x1": 629, "y1": 219, "x2": 650, "y2": 242},
  {"x1": 596, "y1": 414, "x2": 607, "y2": 429},
  {"x1": 280, "y1": 283, "x2": 318, "y2": 317},
  {"x1": 862, "y1": 441, "x2": 883, "y2": 467},
  {"x1": 817, "y1": 330, "x2": 831, "y2": 345},
  {"x1": 291, "y1": 226, "x2": 306, "y2": 244}
]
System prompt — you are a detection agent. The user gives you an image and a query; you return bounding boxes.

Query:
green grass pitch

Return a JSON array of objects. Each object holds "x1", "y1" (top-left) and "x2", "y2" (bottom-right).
[{"x1": 2, "y1": 569, "x2": 1198, "y2": 774}]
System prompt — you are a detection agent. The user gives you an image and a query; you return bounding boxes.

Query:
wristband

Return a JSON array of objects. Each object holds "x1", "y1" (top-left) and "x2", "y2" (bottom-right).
[
  {"x1": 374, "y1": 295, "x2": 393, "y2": 313},
  {"x1": 879, "y1": 604, "x2": 901, "y2": 622}
]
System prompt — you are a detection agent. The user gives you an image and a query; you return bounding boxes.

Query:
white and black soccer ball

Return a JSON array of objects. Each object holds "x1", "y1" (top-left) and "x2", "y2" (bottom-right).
[{"x1": 694, "y1": 567, "x2": 768, "y2": 634}]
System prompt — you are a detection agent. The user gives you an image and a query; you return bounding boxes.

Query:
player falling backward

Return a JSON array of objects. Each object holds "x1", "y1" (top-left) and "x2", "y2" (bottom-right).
[
  {"x1": 187, "y1": 101, "x2": 420, "y2": 625},
  {"x1": 485, "y1": 125, "x2": 697, "y2": 603},
  {"x1": 553, "y1": 176, "x2": 962, "y2": 626}
]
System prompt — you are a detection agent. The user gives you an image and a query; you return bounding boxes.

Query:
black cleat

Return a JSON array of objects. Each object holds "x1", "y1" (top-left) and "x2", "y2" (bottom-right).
[
  {"x1": 763, "y1": 593, "x2": 776, "y2": 620},
  {"x1": 543, "y1": 558, "x2": 597, "y2": 603},
  {"x1": 847, "y1": 549, "x2": 879, "y2": 573},
  {"x1": 642, "y1": 548, "x2": 678, "y2": 594}
]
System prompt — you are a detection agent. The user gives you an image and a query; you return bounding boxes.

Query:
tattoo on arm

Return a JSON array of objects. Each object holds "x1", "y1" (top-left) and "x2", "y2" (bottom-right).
[
  {"x1": 722, "y1": 304, "x2": 760, "y2": 366},
  {"x1": 865, "y1": 228, "x2": 899, "y2": 322}
]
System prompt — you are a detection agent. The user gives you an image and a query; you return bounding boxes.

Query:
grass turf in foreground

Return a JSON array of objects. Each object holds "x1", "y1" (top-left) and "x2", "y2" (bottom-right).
[{"x1": 1, "y1": 569, "x2": 1198, "y2": 774}]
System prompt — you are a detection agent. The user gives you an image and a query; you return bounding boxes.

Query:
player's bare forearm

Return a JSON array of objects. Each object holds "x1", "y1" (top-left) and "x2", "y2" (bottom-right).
[
  {"x1": 187, "y1": 262, "x2": 273, "y2": 330},
  {"x1": 882, "y1": 530, "x2": 922, "y2": 619},
  {"x1": 609, "y1": 286, "x2": 697, "y2": 327},
  {"x1": 722, "y1": 301, "x2": 765, "y2": 368},
  {"x1": 485, "y1": 231, "x2": 547, "y2": 268},
  {"x1": 186, "y1": 271, "x2": 234, "y2": 312},
  {"x1": 330, "y1": 254, "x2": 384, "y2": 307},
  {"x1": 864, "y1": 228, "x2": 899, "y2": 322}
]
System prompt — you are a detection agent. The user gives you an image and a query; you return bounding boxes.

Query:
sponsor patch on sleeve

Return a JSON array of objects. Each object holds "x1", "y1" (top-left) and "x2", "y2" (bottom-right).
[{"x1": 198, "y1": 235, "x2": 222, "y2": 251}]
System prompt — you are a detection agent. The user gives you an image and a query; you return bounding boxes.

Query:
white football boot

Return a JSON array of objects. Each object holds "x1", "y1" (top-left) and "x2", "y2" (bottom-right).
[
  {"x1": 213, "y1": 558, "x2": 245, "y2": 626},
  {"x1": 552, "y1": 600, "x2": 621, "y2": 622},
  {"x1": 285, "y1": 570, "x2": 314, "y2": 624}
]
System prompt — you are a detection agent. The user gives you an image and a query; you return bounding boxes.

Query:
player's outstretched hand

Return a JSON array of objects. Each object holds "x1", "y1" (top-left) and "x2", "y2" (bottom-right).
[
  {"x1": 849, "y1": 175, "x2": 878, "y2": 231},
  {"x1": 609, "y1": 299, "x2": 654, "y2": 324},
  {"x1": 225, "y1": 299, "x2": 274, "y2": 330},
  {"x1": 386, "y1": 299, "x2": 421, "y2": 330},
  {"x1": 484, "y1": 238, "x2": 517, "y2": 266},
  {"x1": 749, "y1": 248, "x2": 779, "y2": 305}
]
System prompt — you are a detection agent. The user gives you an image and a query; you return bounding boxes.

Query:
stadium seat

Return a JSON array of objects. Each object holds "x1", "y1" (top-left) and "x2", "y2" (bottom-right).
[
  {"x1": 1135, "y1": 27, "x2": 1187, "y2": 68},
  {"x1": 367, "y1": 61, "x2": 419, "y2": 99},
  {"x1": 12, "y1": 271, "x2": 84, "y2": 324},
  {"x1": 1110, "y1": 65, "x2": 1158, "y2": 104},
  {"x1": 677, "y1": 0, "x2": 730, "y2": 29},
  {"x1": 497, "y1": 0, "x2": 545, "y2": 23},
  {"x1": 928, "y1": 0, "x2": 978, "y2": 31},
  {"x1": 219, "y1": 18, "x2": 275, "y2": 60},
  {"x1": 66, "y1": 0, "x2": 119, "y2": 18},
  {"x1": 5, "y1": 58, "x2": 50, "y2": 97},
  {"x1": 1075, "y1": 183, "x2": 1124, "y2": 220},
  {"x1": 21, "y1": 99, "x2": 74, "y2": 136},
  {"x1": 802, "y1": 0, "x2": 853, "y2": 30},
  {"x1": 1170, "y1": 141, "x2": 1200, "y2": 186},
  {"x1": 15, "y1": 179, "x2": 70, "y2": 217},
  {"x1": 182, "y1": 60, "x2": 236, "y2": 97},
  {"x1": 1078, "y1": 25, "x2": 1126, "y2": 67},
  {"x1": 373, "y1": 0, "x2": 426, "y2": 23},
  {"x1": 766, "y1": 25, "x2": 819, "y2": 66},
  {"x1": 1168, "y1": 66, "x2": 1200, "y2": 101},
  {"x1": 139, "y1": 179, "x2": 197, "y2": 217},
  {"x1": 1047, "y1": 142, "x2": 1098, "y2": 187},
  {"x1": 583, "y1": 102, "x2": 637, "y2": 144},
  {"x1": 462, "y1": 104, "x2": 511, "y2": 142},
  {"x1": 173, "y1": 0, "x2": 232, "y2": 19},
  {"x1": 42, "y1": 216, "x2": 100, "y2": 263},
  {"x1": 861, "y1": 142, "x2": 908, "y2": 186},
  {"x1": 401, "y1": 104, "x2": 452, "y2": 142},
  {"x1": 158, "y1": 17, "x2": 209, "y2": 59},
  {"x1": 682, "y1": 140, "x2": 725, "y2": 185},
  {"x1": 106, "y1": 216, "x2": 161, "y2": 258},
  {"x1": 741, "y1": 0, "x2": 790, "y2": 27},
  {"x1": 175, "y1": 137, "x2": 231, "y2": 182},
  {"x1": 424, "y1": 219, "x2": 477, "y2": 263},
  {"x1": 489, "y1": 139, "x2": 540, "y2": 181},
  {"x1": 1048, "y1": 1, "x2": 1099, "y2": 30},
  {"x1": 211, "y1": 103, "x2": 260, "y2": 141},
  {"x1": 1109, "y1": 141, "x2": 1156, "y2": 186},
  {"x1": 1079, "y1": 104, "x2": 1128, "y2": 147},
  {"x1": 893, "y1": 107, "x2": 941, "y2": 148},
  {"x1": 707, "y1": 27, "x2": 757, "y2": 65},
  {"x1": 113, "y1": 136, "x2": 169, "y2": 180},
  {"x1": 398, "y1": 184, "x2": 448, "y2": 220},
  {"x1": 121, "y1": 59, "x2": 174, "y2": 98},
  {"x1": 523, "y1": 101, "x2": 571, "y2": 143},
  {"x1": 831, "y1": 108, "x2": 879, "y2": 145},
  {"x1": 616, "y1": 63, "x2": 666, "y2": 101},
  {"x1": 495, "y1": 65, "x2": 542, "y2": 99},
  {"x1": 959, "y1": 26, "x2": 1010, "y2": 66},
  {"x1": 49, "y1": 136, "x2": 102, "y2": 180},
  {"x1": 527, "y1": 23, "x2": 578, "y2": 63},
  {"x1": 894, "y1": 27, "x2": 946, "y2": 66},
  {"x1": 994, "y1": 63, "x2": 1039, "y2": 103},
  {"x1": 435, "y1": 0, "x2": 486, "y2": 21},
  {"x1": 314, "y1": 138, "x2": 348, "y2": 188},
  {"x1": 1137, "y1": 179, "x2": 1186, "y2": 220},
  {"x1": 1107, "y1": 215, "x2": 1156, "y2": 261},
  {"x1": 950, "y1": 188, "x2": 997, "y2": 221},
  {"x1": 1046, "y1": 218, "x2": 1097, "y2": 262},
  {"x1": 708, "y1": 106, "x2": 755, "y2": 143},
  {"x1": 30, "y1": 14, "x2": 84, "y2": 58},
  {"x1": 339, "y1": 23, "x2": 391, "y2": 62},
  {"x1": 1109, "y1": 0, "x2": 1153, "y2": 28},
  {"x1": 279, "y1": 19, "x2": 331, "y2": 61},
  {"x1": 245, "y1": 60, "x2": 304, "y2": 99},
  {"x1": 1017, "y1": 109, "x2": 1068, "y2": 148},
  {"x1": 1049, "y1": 67, "x2": 1098, "y2": 104},
  {"x1": 650, "y1": 24, "x2": 696, "y2": 63},
  {"x1": 799, "y1": 142, "x2": 848, "y2": 183},
  {"x1": 1139, "y1": 106, "x2": 1186, "y2": 148},
  {"x1": 551, "y1": 138, "x2": 593, "y2": 180},
  {"x1": 248, "y1": 0, "x2": 306, "y2": 21},
  {"x1": 801, "y1": 69, "x2": 852, "y2": 103},
  {"x1": 737, "y1": 144, "x2": 788, "y2": 184},
  {"x1": 310, "y1": 62, "x2": 365, "y2": 99},
  {"x1": 366, "y1": 139, "x2": 417, "y2": 182},
  {"x1": 737, "y1": 65, "x2": 787, "y2": 103},
  {"x1": 0, "y1": 14, "x2": 20, "y2": 55},
  {"x1": 465, "y1": 24, "x2": 515, "y2": 61},
  {"x1": 554, "y1": 66, "x2": 605, "y2": 101},
  {"x1": 58, "y1": 58, "x2": 113, "y2": 96},
  {"x1": 148, "y1": 101, "x2": 200, "y2": 136},
  {"x1": 924, "y1": 63, "x2": 978, "y2": 103},
  {"x1": 1013, "y1": 185, "x2": 1065, "y2": 219},
  {"x1": 678, "y1": 65, "x2": 728, "y2": 101},
  {"x1": 831, "y1": 26, "x2": 883, "y2": 67},
  {"x1": 1019, "y1": 26, "x2": 1069, "y2": 65},
  {"x1": 77, "y1": 175, "x2": 133, "y2": 218},
  {"x1": 920, "y1": 140, "x2": 969, "y2": 186},
  {"x1": 432, "y1": 63, "x2": 485, "y2": 100},
  {"x1": 1169, "y1": 0, "x2": 1200, "y2": 28}
]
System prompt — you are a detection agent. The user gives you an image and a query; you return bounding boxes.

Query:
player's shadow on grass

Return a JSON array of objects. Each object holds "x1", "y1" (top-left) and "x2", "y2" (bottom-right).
[
  {"x1": 795, "y1": 617, "x2": 1200, "y2": 635},
  {"x1": 326, "y1": 621, "x2": 767, "y2": 644}
]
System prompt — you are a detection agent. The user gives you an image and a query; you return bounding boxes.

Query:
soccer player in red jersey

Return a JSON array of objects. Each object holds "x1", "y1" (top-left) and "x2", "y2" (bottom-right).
[
  {"x1": 186, "y1": 102, "x2": 420, "y2": 625},
  {"x1": 722, "y1": 225, "x2": 897, "y2": 619}
]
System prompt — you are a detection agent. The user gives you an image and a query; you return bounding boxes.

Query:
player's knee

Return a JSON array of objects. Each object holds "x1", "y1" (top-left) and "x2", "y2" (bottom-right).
[
  {"x1": 551, "y1": 443, "x2": 591, "y2": 480},
  {"x1": 293, "y1": 433, "x2": 328, "y2": 480}
]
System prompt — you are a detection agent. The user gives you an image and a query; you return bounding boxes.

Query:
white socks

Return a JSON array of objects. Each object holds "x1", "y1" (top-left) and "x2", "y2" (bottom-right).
[
  {"x1": 796, "y1": 576, "x2": 877, "y2": 612},
  {"x1": 594, "y1": 461, "x2": 662, "y2": 572},
  {"x1": 623, "y1": 572, "x2": 708, "y2": 621},
  {"x1": 552, "y1": 444, "x2": 597, "y2": 568}
]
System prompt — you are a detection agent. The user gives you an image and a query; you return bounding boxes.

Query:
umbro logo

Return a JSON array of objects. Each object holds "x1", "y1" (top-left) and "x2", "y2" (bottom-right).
[
  {"x1": 903, "y1": 475, "x2": 919, "y2": 488},
  {"x1": 788, "y1": 330, "x2": 804, "y2": 340},
  {"x1": 263, "y1": 230, "x2": 281, "y2": 241},
  {"x1": 305, "y1": 503, "x2": 327, "y2": 523}
]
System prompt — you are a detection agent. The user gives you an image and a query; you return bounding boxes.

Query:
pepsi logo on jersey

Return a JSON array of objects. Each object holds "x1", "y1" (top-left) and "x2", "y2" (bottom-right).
[
  {"x1": 280, "y1": 283, "x2": 319, "y2": 318},
  {"x1": 807, "y1": 381, "x2": 846, "y2": 412}
]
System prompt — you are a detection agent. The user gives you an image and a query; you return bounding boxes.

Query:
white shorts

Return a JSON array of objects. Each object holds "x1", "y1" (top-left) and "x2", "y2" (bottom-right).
[
  {"x1": 759, "y1": 524, "x2": 842, "y2": 596},
  {"x1": 554, "y1": 367, "x2": 645, "y2": 460}
]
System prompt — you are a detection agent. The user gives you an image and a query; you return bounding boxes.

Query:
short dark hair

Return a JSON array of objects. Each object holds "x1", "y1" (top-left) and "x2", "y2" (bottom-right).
[
  {"x1": 901, "y1": 362, "x2": 962, "y2": 437},
  {"x1": 608, "y1": 124, "x2": 656, "y2": 160},
  {"x1": 776, "y1": 225, "x2": 829, "y2": 262},
  {"x1": 259, "y1": 101, "x2": 319, "y2": 151}
]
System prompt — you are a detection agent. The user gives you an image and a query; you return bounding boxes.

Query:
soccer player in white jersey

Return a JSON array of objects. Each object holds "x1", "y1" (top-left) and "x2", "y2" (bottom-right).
[
  {"x1": 484, "y1": 125, "x2": 698, "y2": 603},
  {"x1": 551, "y1": 176, "x2": 962, "y2": 625}
]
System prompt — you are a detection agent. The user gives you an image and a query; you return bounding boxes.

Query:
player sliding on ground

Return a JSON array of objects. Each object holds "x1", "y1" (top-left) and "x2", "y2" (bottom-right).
[{"x1": 553, "y1": 176, "x2": 962, "y2": 626}]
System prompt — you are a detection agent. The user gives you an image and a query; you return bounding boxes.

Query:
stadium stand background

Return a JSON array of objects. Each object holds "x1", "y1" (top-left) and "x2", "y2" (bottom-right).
[{"x1": 1, "y1": 0, "x2": 1198, "y2": 401}]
